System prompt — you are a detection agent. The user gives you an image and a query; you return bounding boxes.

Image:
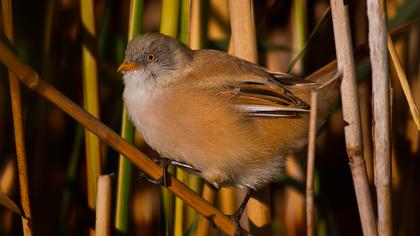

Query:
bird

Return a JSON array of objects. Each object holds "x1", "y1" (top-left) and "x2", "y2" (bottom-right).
[{"x1": 118, "y1": 32, "x2": 340, "y2": 233}]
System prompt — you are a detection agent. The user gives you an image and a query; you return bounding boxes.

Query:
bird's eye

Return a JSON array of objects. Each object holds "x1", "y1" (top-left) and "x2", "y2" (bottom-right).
[{"x1": 146, "y1": 53, "x2": 157, "y2": 62}]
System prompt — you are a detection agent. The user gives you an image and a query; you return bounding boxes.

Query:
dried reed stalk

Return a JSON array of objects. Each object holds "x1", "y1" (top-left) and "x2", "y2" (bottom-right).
[
  {"x1": 367, "y1": 1, "x2": 392, "y2": 235},
  {"x1": 228, "y1": 1, "x2": 271, "y2": 233},
  {"x1": 306, "y1": 90, "x2": 318, "y2": 236},
  {"x1": 0, "y1": 41, "x2": 237, "y2": 236},
  {"x1": 1, "y1": 1, "x2": 33, "y2": 235},
  {"x1": 387, "y1": 33, "x2": 420, "y2": 130},
  {"x1": 189, "y1": 0, "x2": 202, "y2": 50},
  {"x1": 96, "y1": 175, "x2": 112, "y2": 236},
  {"x1": 329, "y1": 1, "x2": 378, "y2": 235}
]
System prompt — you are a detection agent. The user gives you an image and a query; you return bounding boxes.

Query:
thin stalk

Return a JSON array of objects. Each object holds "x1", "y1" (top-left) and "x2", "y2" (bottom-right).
[
  {"x1": 0, "y1": 42, "x2": 237, "y2": 235},
  {"x1": 174, "y1": 169, "x2": 185, "y2": 236},
  {"x1": 306, "y1": 91, "x2": 318, "y2": 236},
  {"x1": 96, "y1": 175, "x2": 113, "y2": 236},
  {"x1": 173, "y1": 1, "x2": 190, "y2": 235},
  {"x1": 329, "y1": 1, "x2": 378, "y2": 236},
  {"x1": 115, "y1": 110, "x2": 134, "y2": 232},
  {"x1": 160, "y1": 1, "x2": 181, "y2": 235},
  {"x1": 387, "y1": 33, "x2": 420, "y2": 130},
  {"x1": 216, "y1": 7, "x2": 238, "y2": 231},
  {"x1": 189, "y1": 0, "x2": 203, "y2": 50},
  {"x1": 180, "y1": 0, "x2": 190, "y2": 44},
  {"x1": 196, "y1": 184, "x2": 216, "y2": 236},
  {"x1": 183, "y1": 0, "x2": 206, "y2": 230},
  {"x1": 291, "y1": 0, "x2": 307, "y2": 74},
  {"x1": 367, "y1": 1, "x2": 392, "y2": 235},
  {"x1": 160, "y1": 0, "x2": 181, "y2": 37},
  {"x1": 228, "y1": 0, "x2": 257, "y2": 61},
  {"x1": 219, "y1": 188, "x2": 236, "y2": 215},
  {"x1": 115, "y1": 0, "x2": 143, "y2": 234},
  {"x1": 228, "y1": 0, "x2": 271, "y2": 234},
  {"x1": 80, "y1": 0, "x2": 102, "y2": 220},
  {"x1": 288, "y1": 6, "x2": 331, "y2": 73},
  {"x1": 1, "y1": 1, "x2": 33, "y2": 235}
]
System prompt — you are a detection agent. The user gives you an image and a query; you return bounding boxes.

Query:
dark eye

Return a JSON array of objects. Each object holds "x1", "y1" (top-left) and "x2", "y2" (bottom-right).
[{"x1": 146, "y1": 53, "x2": 157, "y2": 62}]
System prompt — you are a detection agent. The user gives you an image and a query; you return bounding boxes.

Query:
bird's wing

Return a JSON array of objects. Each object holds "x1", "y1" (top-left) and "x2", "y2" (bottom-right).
[
  {"x1": 190, "y1": 50, "x2": 312, "y2": 117},
  {"x1": 219, "y1": 80, "x2": 310, "y2": 118}
]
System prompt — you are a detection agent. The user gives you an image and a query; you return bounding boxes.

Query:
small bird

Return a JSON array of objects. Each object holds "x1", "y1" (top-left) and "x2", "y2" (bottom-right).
[{"x1": 118, "y1": 32, "x2": 340, "y2": 231}]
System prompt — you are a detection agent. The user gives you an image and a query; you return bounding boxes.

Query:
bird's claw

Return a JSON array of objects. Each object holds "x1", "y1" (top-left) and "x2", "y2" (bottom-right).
[
  {"x1": 229, "y1": 213, "x2": 245, "y2": 236},
  {"x1": 139, "y1": 160, "x2": 171, "y2": 187}
]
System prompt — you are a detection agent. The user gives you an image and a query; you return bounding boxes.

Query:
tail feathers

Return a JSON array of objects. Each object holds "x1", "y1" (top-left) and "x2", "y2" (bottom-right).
[{"x1": 305, "y1": 62, "x2": 341, "y2": 123}]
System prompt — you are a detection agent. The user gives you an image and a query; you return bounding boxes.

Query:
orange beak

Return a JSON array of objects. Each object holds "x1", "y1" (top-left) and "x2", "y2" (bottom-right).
[{"x1": 117, "y1": 61, "x2": 142, "y2": 72}]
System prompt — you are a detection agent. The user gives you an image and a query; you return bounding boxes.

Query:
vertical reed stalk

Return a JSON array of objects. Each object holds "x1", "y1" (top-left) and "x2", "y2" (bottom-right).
[
  {"x1": 220, "y1": 16, "x2": 238, "y2": 231},
  {"x1": 196, "y1": 184, "x2": 216, "y2": 236},
  {"x1": 291, "y1": 0, "x2": 307, "y2": 74},
  {"x1": 160, "y1": 0, "x2": 181, "y2": 37},
  {"x1": 214, "y1": 3, "x2": 238, "y2": 231},
  {"x1": 228, "y1": 0, "x2": 271, "y2": 234},
  {"x1": 367, "y1": 1, "x2": 392, "y2": 235},
  {"x1": 160, "y1": 1, "x2": 181, "y2": 234},
  {"x1": 1, "y1": 1, "x2": 33, "y2": 235},
  {"x1": 187, "y1": 0, "x2": 209, "y2": 232},
  {"x1": 115, "y1": 0, "x2": 143, "y2": 234},
  {"x1": 173, "y1": 2, "x2": 190, "y2": 235},
  {"x1": 329, "y1": 1, "x2": 378, "y2": 235},
  {"x1": 189, "y1": 0, "x2": 203, "y2": 50},
  {"x1": 219, "y1": 188, "x2": 236, "y2": 215},
  {"x1": 174, "y1": 170, "x2": 185, "y2": 236},
  {"x1": 80, "y1": 0, "x2": 102, "y2": 223},
  {"x1": 96, "y1": 175, "x2": 112, "y2": 236},
  {"x1": 306, "y1": 91, "x2": 318, "y2": 236}
]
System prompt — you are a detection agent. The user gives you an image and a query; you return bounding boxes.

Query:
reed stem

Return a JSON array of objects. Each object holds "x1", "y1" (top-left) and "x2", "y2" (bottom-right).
[
  {"x1": 367, "y1": 1, "x2": 392, "y2": 235},
  {"x1": 1, "y1": 1, "x2": 33, "y2": 235},
  {"x1": 115, "y1": 0, "x2": 143, "y2": 233},
  {"x1": 330, "y1": 1, "x2": 378, "y2": 235},
  {"x1": 306, "y1": 90, "x2": 318, "y2": 236},
  {"x1": 96, "y1": 174, "x2": 112, "y2": 236},
  {"x1": 228, "y1": 1, "x2": 271, "y2": 234},
  {"x1": 80, "y1": 0, "x2": 102, "y2": 219}
]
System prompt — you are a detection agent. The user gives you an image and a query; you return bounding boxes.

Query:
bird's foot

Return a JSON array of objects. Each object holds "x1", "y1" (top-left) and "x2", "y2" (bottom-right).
[
  {"x1": 139, "y1": 159, "x2": 170, "y2": 187},
  {"x1": 139, "y1": 157, "x2": 201, "y2": 187},
  {"x1": 227, "y1": 189, "x2": 255, "y2": 236},
  {"x1": 229, "y1": 213, "x2": 245, "y2": 236}
]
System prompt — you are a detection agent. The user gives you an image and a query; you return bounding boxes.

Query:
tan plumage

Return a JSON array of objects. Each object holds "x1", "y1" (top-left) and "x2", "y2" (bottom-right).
[{"x1": 119, "y1": 33, "x2": 340, "y2": 190}]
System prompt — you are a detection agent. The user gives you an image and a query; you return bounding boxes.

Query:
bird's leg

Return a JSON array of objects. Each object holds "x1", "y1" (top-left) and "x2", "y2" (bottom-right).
[
  {"x1": 139, "y1": 157, "x2": 201, "y2": 187},
  {"x1": 162, "y1": 158, "x2": 202, "y2": 175},
  {"x1": 229, "y1": 189, "x2": 255, "y2": 236}
]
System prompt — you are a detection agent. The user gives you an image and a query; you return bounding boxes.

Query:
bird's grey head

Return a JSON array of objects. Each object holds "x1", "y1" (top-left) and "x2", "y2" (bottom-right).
[{"x1": 118, "y1": 33, "x2": 193, "y2": 88}]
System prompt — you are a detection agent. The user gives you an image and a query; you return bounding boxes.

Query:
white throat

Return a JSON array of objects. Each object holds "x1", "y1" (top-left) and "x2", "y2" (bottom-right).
[{"x1": 122, "y1": 69, "x2": 157, "y2": 128}]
